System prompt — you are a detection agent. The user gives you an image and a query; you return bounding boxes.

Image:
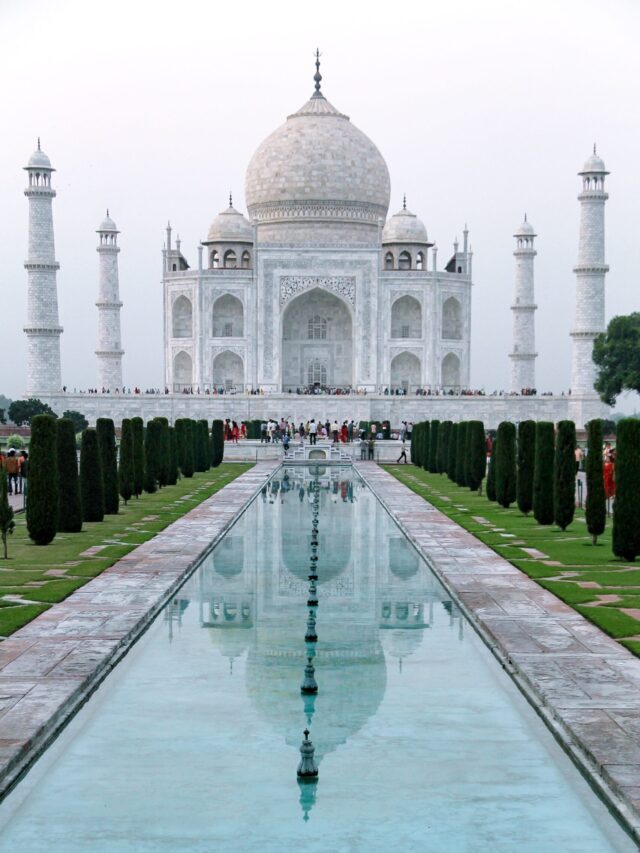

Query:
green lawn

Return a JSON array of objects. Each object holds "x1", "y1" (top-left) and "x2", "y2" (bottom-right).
[
  {"x1": 385, "y1": 465, "x2": 640, "y2": 653},
  {"x1": 0, "y1": 464, "x2": 252, "y2": 637}
]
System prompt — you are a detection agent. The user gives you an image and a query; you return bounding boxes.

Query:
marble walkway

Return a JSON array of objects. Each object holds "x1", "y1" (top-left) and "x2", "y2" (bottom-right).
[
  {"x1": 0, "y1": 461, "x2": 277, "y2": 800},
  {"x1": 357, "y1": 462, "x2": 640, "y2": 842}
]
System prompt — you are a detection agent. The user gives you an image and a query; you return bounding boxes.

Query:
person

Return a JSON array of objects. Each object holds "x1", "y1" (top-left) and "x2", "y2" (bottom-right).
[
  {"x1": 340, "y1": 421, "x2": 348, "y2": 443},
  {"x1": 367, "y1": 436, "x2": 375, "y2": 460},
  {"x1": 359, "y1": 437, "x2": 367, "y2": 460},
  {"x1": 19, "y1": 450, "x2": 28, "y2": 506},
  {"x1": 283, "y1": 433, "x2": 290, "y2": 454},
  {"x1": 604, "y1": 450, "x2": 616, "y2": 513},
  {"x1": 331, "y1": 421, "x2": 339, "y2": 443},
  {"x1": 574, "y1": 445, "x2": 584, "y2": 474},
  {"x1": 309, "y1": 419, "x2": 317, "y2": 445},
  {"x1": 5, "y1": 450, "x2": 20, "y2": 495},
  {"x1": 260, "y1": 421, "x2": 267, "y2": 443},
  {"x1": 397, "y1": 440, "x2": 408, "y2": 464}
]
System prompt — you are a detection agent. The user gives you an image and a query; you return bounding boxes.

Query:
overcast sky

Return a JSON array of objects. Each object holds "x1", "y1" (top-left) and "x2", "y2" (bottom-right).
[{"x1": 1, "y1": 0, "x2": 638, "y2": 407}]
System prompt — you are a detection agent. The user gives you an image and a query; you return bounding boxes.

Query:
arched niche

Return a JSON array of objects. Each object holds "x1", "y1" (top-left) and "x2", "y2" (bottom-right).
[
  {"x1": 384, "y1": 251, "x2": 394, "y2": 270},
  {"x1": 281, "y1": 288, "x2": 353, "y2": 390},
  {"x1": 390, "y1": 351, "x2": 421, "y2": 393},
  {"x1": 442, "y1": 352, "x2": 461, "y2": 388},
  {"x1": 172, "y1": 295, "x2": 193, "y2": 338},
  {"x1": 442, "y1": 297, "x2": 462, "y2": 340},
  {"x1": 391, "y1": 295, "x2": 422, "y2": 339},
  {"x1": 212, "y1": 350, "x2": 244, "y2": 391},
  {"x1": 213, "y1": 294, "x2": 244, "y2": 337},
  {"x1": 224, "y1": 249, "x2": 237, "y2": 269},
  {"x1": 173, "y1": 351, "x2": 193, "y2": 389},
  {"x1": 241, "y1": 250, "x2": 251, "y2": 269}
]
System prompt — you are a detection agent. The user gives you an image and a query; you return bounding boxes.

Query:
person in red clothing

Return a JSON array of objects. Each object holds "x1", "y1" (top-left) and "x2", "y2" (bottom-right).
[
  {"x1": 340, "y1": 422, "x2": 348, "y2": 443},
  {"x1": 603, "y1": 450, "x2": 615, "y2": 515},
  {"x1": 231, "y1": 421, "x2": 239, "y2": 443}
]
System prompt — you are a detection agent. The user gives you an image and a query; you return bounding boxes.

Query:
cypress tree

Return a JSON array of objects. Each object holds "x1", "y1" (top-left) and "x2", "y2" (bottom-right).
[
  {"x1": 411, "y1": 422, "x2": 422, "y2": 467},
  {"x1": 0, "y1": 469, "x2": 15, "y2": 558},
  {"x1": 428, "y1": 420, "x2": 440, "y2": 473},
  {"x1": 118, "y1": 419, "x2": 135, "y2": 504},
  {"x1": 421, "y1": 421, "x2": 431, "y2": 473},
  {"x1": 585, "y1": 419, "x2": 606, "y2": 545},
  {"x1": 154, "y1": 417, "x2": 170, "y2": 487},
  {"x1": 131, "y1": 416, "x2": 144, "y2": 498},
  {"x1": 495, "y1": 421, "x2": 517, "y2": 508},
  {"x1": 439, "y1": 421, "x2": 452, "y2": 475},
  {"x1": 167, "y1": 426, "x2": 179, "y2": 485},
  {"x1": 182, "y1": 419, "x2": 195, "y2": 478},
  {"x1": 196, "y1": 419, "x2": 209, "y2": 472},
  {"x1": 533, "y1": 421, "x2": 555, "y2": 525},
  {"x1": 190, "y1": 419, "x2": 199, "y2": 473},
  {"x1": 455, "y1": 421, "x2": 467, "y2": 486},
  {"x1": 612, "y1": 418, "x2": 640, "y2": 561},
  {"x1": 144, "y1": 419, "x2": 162, "y2": 493},
  {"x1": 175, "y1": 419, "x2": 186, "y2": 474},
  {"x1": 448, "y1": 423, "x2": 458, "y2": 481},
  {"x1": 486, "y1": 437, "x2": 497, "y2": 501},
  {"x1": 56, "y1": 418, "x2": 82, "y2": 532},
  {"x1": 554, "y1": 420, "x2": 576, "y2": 531},
  {"x1": 27, "y1": 414, "x2": 59, "y2": 545},
  {"x1": 97, "y1": 418, "x2": 119, "y2": 514},
  {"x1": 466, "y1": 420, "x2": 486, "y2": 494},
  {"x1": 80, "y1": 428, "x2": 104, "y2": 523},
  {"x1": 516, "y1": 420, "x2": 536, "y2": 516},
  {"x1": 212, "y1": 419, "x2": 224, "y2": 468}
]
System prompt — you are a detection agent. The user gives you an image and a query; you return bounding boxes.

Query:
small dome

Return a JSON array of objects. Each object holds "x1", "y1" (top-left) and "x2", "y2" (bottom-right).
[
  {"x1": 580, "y1": 149, "x2": 608, "y2": 174},
  {"x1": 206, "y1": 204, "x2": 253, "y2": 244},
  {"x1": 514, "y1": 215, "x2": 535, "y2": 237},
  {"x1": 97, "y1": 211, "x2": 118, "y2": 232},
  {"x1": 26, "y1": 142, "x2": 52, "y2": 170},
  {"x1": 382, "y1": 205, "x2": 429, "y2": 245}
]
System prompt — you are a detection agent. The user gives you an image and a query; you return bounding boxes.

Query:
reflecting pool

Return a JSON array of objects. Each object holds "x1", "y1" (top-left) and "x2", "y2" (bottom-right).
[{"x1": 0, "y1": 466, "x2": 633, "y2": 851}]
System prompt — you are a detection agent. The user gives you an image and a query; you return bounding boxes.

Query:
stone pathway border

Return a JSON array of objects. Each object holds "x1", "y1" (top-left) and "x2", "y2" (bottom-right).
[
  {"x1": 0, "y1": 462, "x2": 278, "y2": 802},
  {"x1": 358, "y1": 463, "x2": 640, "y2": 843}
]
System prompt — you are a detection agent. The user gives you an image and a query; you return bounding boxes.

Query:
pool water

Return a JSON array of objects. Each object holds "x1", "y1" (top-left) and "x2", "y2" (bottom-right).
[{"x1": 0, "y1": 466, "x2": 633, "y2": 851}]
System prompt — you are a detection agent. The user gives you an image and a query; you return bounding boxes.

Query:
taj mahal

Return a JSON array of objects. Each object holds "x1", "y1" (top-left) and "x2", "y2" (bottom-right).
[{"x1": 21, "y1": 56, "x2": 609, "y2": 428}]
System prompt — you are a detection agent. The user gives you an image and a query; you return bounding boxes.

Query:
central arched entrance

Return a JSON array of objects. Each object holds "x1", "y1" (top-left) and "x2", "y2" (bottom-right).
[{"x1": 281, "y1": 288, "x2": 353, "y2": 391}]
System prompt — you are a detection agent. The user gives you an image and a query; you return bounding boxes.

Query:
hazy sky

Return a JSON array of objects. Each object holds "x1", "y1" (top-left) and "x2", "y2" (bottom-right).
[{"x1": 1, "y1": 0, "x2": 639, "y2": 405}]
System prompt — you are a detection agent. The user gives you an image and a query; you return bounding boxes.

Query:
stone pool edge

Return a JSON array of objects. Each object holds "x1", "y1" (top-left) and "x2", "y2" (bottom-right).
[
  {"x1": 357, "y1": 462, "x2": 640, "y2": 845},
  {"x1": 0, "y1": 461, "x2": 279, "y2": 803}
]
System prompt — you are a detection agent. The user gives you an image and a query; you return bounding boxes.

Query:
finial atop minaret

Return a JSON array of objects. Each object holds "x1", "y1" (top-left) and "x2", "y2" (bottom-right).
[
  {"x1": 37, "y1": 137, "x2": 41, "y2": 151},
  {"x1": 229, "y1": 191, "x2": 233, "y2": 208},
  {"x1": 106, "y1": 208, "x2": 109, "y2": 218},
  {"x1": 312, "y1": 48, "x2": 322, "y2": 98},
  {"x1": 402, "y1": 194, "x2": 407, "y2": 210},
  {"x1": 594, "y1": 142, "x2": 597, "y2": 154}
]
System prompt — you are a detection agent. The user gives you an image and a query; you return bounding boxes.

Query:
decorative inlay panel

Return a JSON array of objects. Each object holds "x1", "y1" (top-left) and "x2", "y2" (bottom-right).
[{"x1": 279, "y1": 275, "x2": 356, "y2": 306}]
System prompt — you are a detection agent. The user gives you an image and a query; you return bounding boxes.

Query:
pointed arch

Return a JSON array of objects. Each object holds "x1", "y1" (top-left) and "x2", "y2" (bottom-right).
[
  {"x1": 442, "y1": 297, "x2": 462, "y2": 339},
  {"x1": 172, "y1": 295, "x2": 193, "y2": 338},
  {"x1": 173, "y1": 350, "x2": 193, "y2": 389},
  {"x1": 213, "y1": 294, "x2": 244, "y2": 337},
  {"x1": 390, "y1": 351, "x2": 421, "y2": 393},
  {"x1": 391, "y1": 295, "x2": 422, "y2": 339},
  {"x1": 212, "y1": 350, "x2": 244, "y2": 391},
  {"x1": 441, "y1": 352, "x2": 461, "y2": 389}
]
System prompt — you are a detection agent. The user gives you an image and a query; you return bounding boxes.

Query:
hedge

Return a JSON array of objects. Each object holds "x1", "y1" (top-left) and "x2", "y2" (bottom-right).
[
  {"x1": 80, "y1": 428, "x2": 104, "y2": 523},
  {"x1": 27, "y1": 414, "x2": 59, "y2": 544},
  {"x1": 56, "y1": 417, "x2": 82, "y2": 532}
]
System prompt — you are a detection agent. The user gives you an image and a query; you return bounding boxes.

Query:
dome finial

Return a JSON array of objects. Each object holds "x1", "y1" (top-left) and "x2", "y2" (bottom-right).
[
  {"x1": 37, "y1": 137, "x2": 41, "y2": 151},
  {"x1": 312, "y1": 48, "x2": 323, "y2": 98},
  {"x1": 594, "y1": 142, "x2": 597, "y2": 155},
  {"x1": 229, "y1": 191, "x2": 233, "y2": 208},
  {"x1": 524, "y1": 212, "x2": 527, "y2": 222},
  {"x1": 402, "y1": 194, "x2": 406, "y2": 210},
  {"x1": 106, "y1": 208, "x2": 109, "y2": 218}
]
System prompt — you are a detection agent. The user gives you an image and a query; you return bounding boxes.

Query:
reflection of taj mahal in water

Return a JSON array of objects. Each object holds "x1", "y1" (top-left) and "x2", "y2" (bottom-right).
[
  {"x1": 162, "y1": 56, "x2": 472, "y2": 395},
  {"x1": 167, "y1": 466, "x2": 463, "y2": 813}
]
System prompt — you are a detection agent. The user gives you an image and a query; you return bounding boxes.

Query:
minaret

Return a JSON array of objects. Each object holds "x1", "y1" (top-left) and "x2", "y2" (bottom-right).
[
  {"x1": 509, "y1": 215, "x2": 538, "y2": 392},
  {"x1": 23, "y1": 140, "x2": 63, "y2": 395},
  {"x1": 96, "y1": 211, "x2": 124, "y2": 390},
  {"x1": 570, "y1": 147, "x2": 609, "y2": 395}
]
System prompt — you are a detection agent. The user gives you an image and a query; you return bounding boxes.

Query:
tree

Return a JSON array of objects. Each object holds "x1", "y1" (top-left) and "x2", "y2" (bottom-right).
[
  {"x1": 585, "y1": 419, "x2": 606, "y2": 545},
  {"x1": 0, "y1": 409, "x2": 5, "y2": 426},
  {"x1": 118, "y1": 419, "x2": 135, "y2": 505},
  {"x1": 421, "y1": 421, "x2": 431, "y2": 473},
  {"x1": 211, "y1": 420, "x2": 224, "y2": 468},
  {"x1": 437, "y1": 421, "x2": 451, "y2": 474},
  {"x1": 447, "y1": 423, "x2": 458, "y2": 482},
  {"x1": 486, "y1": 436, "x2": 497, "y2": 501},
  {"x1": 144, "y1": 419, "x2": 162, "y2": 493},
  {"x1": 495, "y1": 421, "x2": 517, "y2": 508},
  {"x1": 554, "y1": 420, "x2": 576, "y2": 531},
  {"x1": 131, "y1": 417, "x2": 144, "y2": 498},
  {"x1": 411, "y1": 422, "x2": 422, "y2": 467},
  {"x1": 62, "y1": 410, "x2": 88, "y2": 433},
  {"x1": 182, "y1": 420, "x2": 195, "y2": 477},
  {"x1": 8, "y1": 398, "x2": 56, "y2": 427},
  {"x1": 612, "y1": 418, "x2": 640, "y2": 561},
  {"x1": 80, "y1": 428, "x2": 104, "y2": 523},
  {"x1": 167, "y1": 426, "x2": 179, "y2": 485},
  {"x1": 593, "y1": 312, "x2": 640, "y2": 405},
  {"x1": 26, "y1": 414, "x2": 59, "y2": 545},
  {"x1": 428, "y1": 421, "x2": 440, "y2": 473},
  {"x1": 517, "y1": 420, "x2": 536, "y2": 516},
  {"x1": 56, "y1": 418, "x2": 82, "y2": 532},
  {"x1": 455, "y1": 421, "x2": 467, "y2": 486},
  {"x1": 0, "y1": 472, "x2": 14, "y2": 558},
  {"x1": 96, "y1": 418, "x2": 119, "y2": 514},
  {"x1": 196, "y1": 419, "x2": 210, "y2": 472},
  {"x1": 154, "y1": 417, "x2": 170, "y2": 486},
  {"x1": 533, "y1": 422, "x2": 555, "y2": 525},
  {"x1": 466, "y1": 421, "x2": 486, "y2": 494}
]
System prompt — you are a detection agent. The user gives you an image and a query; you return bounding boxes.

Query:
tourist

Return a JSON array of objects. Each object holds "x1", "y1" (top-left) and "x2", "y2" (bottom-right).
[
  {"x1": 19, "y1": 450, "x2": 28, "y2": 505},
  {"x1": 309, "y1": 419, "x2": 317, "y2": 445},
  {"x1": 340, "y1": 421, "x2": 348, "y2": 443},
  {"x1": 574, "y1": 445, "x2": 584, "y2": 473},
  {"x1": 397, "y1": 441, "x2": 408, "y2": 464},
  {"x1": 359, "y1": 437, "x2": 367, "y2": 460},
  {"x1": 367, "y1": 436, "x2": 375, "y2": 460},
  {"x1": 231, "y1": 421, "x2": 239, "y2": 443},
  {"x1": 5, "y1": 450, "x2": 20, "y2": 495},
  {"x1": 260, "y1": 421, "x2": 267, "y2": 443},
  {"x1": 331, "y1": 421, "x2": 339, "y2": 443}
]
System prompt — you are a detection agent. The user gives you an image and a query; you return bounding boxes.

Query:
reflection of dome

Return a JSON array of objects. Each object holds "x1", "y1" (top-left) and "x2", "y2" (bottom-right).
[
  {"x1": 380, "y1": 627, "x2": 425, "y2": 666},
  {"x1": 206, "y1": 203, "x2": 253, "y2": 244},
  {"x1": 282, "y1": 491, "x2": 352, "y2": 583},
  {"x1": 213, "y1": 535, "x2": 245, "y2": 578},
  {"x1": 382, "y1": 205, "x2": 428, "y2": 245},
  {"x1": 389, "y1": 537, "x2": 420, "y2": 579},
  {"x1": 245, "y1": 71, "x2": 390, "y2": 243}
]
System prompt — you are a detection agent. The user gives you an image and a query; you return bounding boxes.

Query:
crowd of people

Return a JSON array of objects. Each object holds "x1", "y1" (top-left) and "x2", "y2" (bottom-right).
[
  {"x1": 0, "y1": 448, "x2": 29, "y2": 499},
  {"x1": 57, "y1": 385, "x2": 565, "y2": 397}
]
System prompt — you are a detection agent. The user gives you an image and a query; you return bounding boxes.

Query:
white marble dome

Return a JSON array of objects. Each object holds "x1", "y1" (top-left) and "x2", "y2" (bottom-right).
[
  {"x1": 97, "y1": 211, "x2": 118, "y2": 232},
  {"x1": 382, "y1": 205, "x2": 428, "y2": 244},
  {"x1": 245, "y1": 90, "x2": 390, "y2": 242},
  {"x1": 514, "y1": 216, "x2": 535, "y2": 237},
  {"x1": 207, "y1": 204, "x2": 253, "y2": 244},
  {"x1": 580, "y1": 150, "x2": 607, "y2": 174},
  {"x1": 26, "y1": 144, "x2": 52, "y2": 170}
]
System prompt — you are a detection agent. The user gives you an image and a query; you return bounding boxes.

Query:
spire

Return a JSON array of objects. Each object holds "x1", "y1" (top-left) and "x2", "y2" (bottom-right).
[
  {"x1": 229, "y1": 191, "x2": 233, "y2": 208},
  {"x1": 37, "y1": 137, "x2": 41, "y2": 151},
  {"x1": 402, "y1": 194, "x2": 407, "y2": 210},
  {"x1": 524, "y1": 212, "x2": 527, "y2": 222},
  {"x1": 312, "y1": 48, "x2": 323, "y2": 98},
  {"x1": 594, "y1": 142, "x2": 597, "y2": 155},
  {"x1": 106, "y1": 208, "x2": 109, "y2": 218}
]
